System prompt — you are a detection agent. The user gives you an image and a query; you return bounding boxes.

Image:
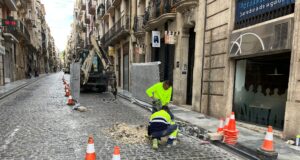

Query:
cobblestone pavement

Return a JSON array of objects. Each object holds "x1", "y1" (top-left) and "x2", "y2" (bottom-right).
[{"x1": 0, "y1": 73, "x2": 243, "y2": 160}]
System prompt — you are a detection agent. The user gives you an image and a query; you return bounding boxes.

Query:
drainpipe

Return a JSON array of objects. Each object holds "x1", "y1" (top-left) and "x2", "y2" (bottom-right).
[{"x1": 199, "y1": 0, "x2": 208, "y2": 114}]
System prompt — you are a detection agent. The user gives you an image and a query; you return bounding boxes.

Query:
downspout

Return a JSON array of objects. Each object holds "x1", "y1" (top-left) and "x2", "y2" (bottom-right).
[{"x1": 199, "y1": 0, "x2": 207, "y2": 113}]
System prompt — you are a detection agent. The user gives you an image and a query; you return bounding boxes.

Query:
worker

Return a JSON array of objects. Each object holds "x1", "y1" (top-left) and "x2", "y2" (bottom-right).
[
  {"x1": 146, "y1": 80, "x2": 174, "y2": 119},
  {"x1": 148, "y1": 106, "x2": 178, "y2": 149}
]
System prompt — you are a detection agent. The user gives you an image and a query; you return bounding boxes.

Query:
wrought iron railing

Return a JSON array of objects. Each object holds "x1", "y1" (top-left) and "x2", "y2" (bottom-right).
[
  {"x1": 134, "y1": 16, "x2": 145, "y2": 33},
  {"x1": 97, "y1": 3, "x2": 105, "y2": 17},
  {"x1": 101, "y1": 15, "x2": 130, "y2": 45},
  {"x1": 143, "y1": 0, "x2": 173, "y2": 23},
  {"x1": 106, "y1": 0, "x2": 112, "y2": 12}
]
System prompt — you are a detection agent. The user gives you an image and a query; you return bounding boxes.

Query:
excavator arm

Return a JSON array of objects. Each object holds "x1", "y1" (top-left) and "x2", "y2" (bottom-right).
[{"x1": 80, "y1": 35, "x2": 117, "y2": 97}]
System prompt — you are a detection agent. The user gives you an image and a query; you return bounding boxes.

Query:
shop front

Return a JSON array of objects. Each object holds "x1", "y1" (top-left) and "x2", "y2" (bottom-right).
[{"x1": 230, "y1": 17, "x2": 293, "y2": 129}]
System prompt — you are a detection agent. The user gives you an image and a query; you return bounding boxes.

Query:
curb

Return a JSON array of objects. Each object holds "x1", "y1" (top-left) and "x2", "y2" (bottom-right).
[{"x1": 0, "y1": 74, "x2": 49, "y2": 100}]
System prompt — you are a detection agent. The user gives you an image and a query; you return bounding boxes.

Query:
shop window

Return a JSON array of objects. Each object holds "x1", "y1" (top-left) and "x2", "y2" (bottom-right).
[{"x1": 233, "y1": 53, "x2": 290, "y2": 129}]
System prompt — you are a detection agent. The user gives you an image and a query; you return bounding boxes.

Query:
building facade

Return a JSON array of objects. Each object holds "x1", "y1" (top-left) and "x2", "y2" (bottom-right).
[
  {"x1": 0, "y1": 0, "x2": 59, "y2": 85},
  {"x1": 67, "y1": 0, "x2": 300, "y2": 138}
]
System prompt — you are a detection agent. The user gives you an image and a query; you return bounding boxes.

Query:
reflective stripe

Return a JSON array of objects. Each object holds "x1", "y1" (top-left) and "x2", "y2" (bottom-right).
[
  {"x1": 265, "y1": 132, "x2": 273, "y2": 141},
  {"x1": 86, "y1": 144, "x2": 95, "y2": 153},
  {"x1": 169, "y1": 136, "x2": 176, "y2": 139},
  {"x1": 151, "y1": 116, "x2": 167, "y2": 122},
  {"x1": 230, "y1": 114, "x2": 235, "y2": 120},
  {"x1": 113, "y1": 155, "x2": 120, "y2": 160},
  {"x1": 150, "y1": 119, "x2": 170, "y2": 124}
]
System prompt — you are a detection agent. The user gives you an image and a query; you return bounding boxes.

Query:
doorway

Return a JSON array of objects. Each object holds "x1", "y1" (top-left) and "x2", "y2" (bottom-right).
[
  {"x1": 186, "y1": 28, "x2": 195, "y2": 105},
  {"x1": 123, "y1": 43, "x2": 129, "y2": 91}
]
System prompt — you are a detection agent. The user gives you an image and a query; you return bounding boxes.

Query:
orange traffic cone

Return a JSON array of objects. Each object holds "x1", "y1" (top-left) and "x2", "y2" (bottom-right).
[
  {"x1": 65, "y1": 88, "x2": 70, "y2": 97},
  {"x1": 85, "y1": 136, "x2": 96, "y2": 160},
  {"x1": 223, "y1": 112, "x2": 239, "y2": 145},
  {"x1": 260, "y1": 126, "x2": 274, "y2": 152},
  {"x1": 67, "y1": 96, "x2": 75, "y2": 105},
  {"x1": 112, "y1": 146, "x2": 121, "y2": 160},
  {"x1": 217, "y1": 118, "x2": 224, "y2": 133}
]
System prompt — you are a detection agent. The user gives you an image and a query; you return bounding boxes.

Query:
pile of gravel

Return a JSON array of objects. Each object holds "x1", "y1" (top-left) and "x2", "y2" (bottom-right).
[{"x1": 105, "y1": 123, "x2": 149, "y2": 144}]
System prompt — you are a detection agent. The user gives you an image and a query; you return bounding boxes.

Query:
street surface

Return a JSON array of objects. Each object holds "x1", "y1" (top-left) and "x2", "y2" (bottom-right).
[{"x1": 0, "y1": 73, "x2": 243, "y2": 160}]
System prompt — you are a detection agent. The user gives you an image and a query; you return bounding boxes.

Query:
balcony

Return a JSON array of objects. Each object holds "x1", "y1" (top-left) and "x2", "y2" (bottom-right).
[
  {"x1": 4, "y1": 20, "x2": 30, "y2": 42},
  {"x1": 144, "y1": 0, "x2": 176, "y2": 31},
  {"x1": 171, "y1": 0, "x2": 198, "y2": 12},
  {"x1": 101, "y1": 15, "x2": 130, "y2": 46},
  {"x1": 106, "y1": 0, "x2": 114, "y2": 14},
  {"x1": 88, "y1": 0, "x2": 96, "y2": 15},
  {"x1": 84, "y1": 13, "x2": 90, "y2": 24},
  {"x1": 4, "y1": 0, "x2": 17, "y2": 11},
  {"x1": 112, "y1": 0, "x2": 121, "y2": 7},
  {"x1": 79, "y1": 0, "x2": 86, "y2": 11},
  {"x1": 97, "y1": 3, "x2": 105, "y2": 20},
  {"x1": 133, "y1": 16, "x2": 145, "y2": 37}
]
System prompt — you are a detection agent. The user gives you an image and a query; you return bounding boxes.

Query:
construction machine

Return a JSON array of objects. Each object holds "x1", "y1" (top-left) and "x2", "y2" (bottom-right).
[{"x1": 80, "y1": 35, "x2": 117, "y2": 97}]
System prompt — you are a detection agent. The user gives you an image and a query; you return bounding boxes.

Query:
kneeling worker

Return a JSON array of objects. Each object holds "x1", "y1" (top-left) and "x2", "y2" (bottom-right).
[{"x1": 148, "y1": 106, "x2": 178, "y2": 149}]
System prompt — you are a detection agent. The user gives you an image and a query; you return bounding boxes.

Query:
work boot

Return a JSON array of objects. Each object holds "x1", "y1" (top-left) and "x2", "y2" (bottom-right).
[
  {"x1": 152, "y1": 138, "x2": 158, "y2": 149},
  {"x1": 166, "y1": 138, "x2": 174, "y2": 148}
]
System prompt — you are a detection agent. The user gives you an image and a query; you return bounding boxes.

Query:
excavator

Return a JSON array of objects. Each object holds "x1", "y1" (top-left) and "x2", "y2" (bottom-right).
[{"x1": 80, "y1": 35, "x2": 117, "y2": 98}]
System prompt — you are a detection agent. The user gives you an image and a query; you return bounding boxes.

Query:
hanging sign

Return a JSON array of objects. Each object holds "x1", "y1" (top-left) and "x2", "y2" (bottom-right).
[
  {"x1": 164, "y1": 31, "x2": 179, "y2": 44},
  {"x1": 152, "y1": 31, "x2": 160, "y2": 48},
  {"x1": 135, "y1": 44, "x2": 144, "y2": 54}
]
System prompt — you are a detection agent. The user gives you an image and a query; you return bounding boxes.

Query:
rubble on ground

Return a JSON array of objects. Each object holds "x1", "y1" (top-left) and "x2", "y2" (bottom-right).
[{"x1": 105, "y1": 123, "x2": 149, "y2": 144}]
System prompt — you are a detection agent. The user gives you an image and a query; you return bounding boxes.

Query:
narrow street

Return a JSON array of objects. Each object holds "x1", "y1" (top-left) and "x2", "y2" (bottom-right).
[{"x1": 0, "y1": 73, "x2": 243, "y2": 160}]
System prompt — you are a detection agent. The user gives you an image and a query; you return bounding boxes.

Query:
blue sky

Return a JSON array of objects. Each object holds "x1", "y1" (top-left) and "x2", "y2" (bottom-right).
[{"x1": 41, "y1": 0, "x2": 75, "y2": 52}]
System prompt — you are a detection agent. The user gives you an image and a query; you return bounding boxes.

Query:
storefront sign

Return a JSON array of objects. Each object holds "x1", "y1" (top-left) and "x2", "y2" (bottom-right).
[
  {"x1": 229, "y1": 17, "x2": 293, "y2": 58},
  {"x1": 152, "y1": 31, "x2": 160, "y2": 48},
  {"x1": 0, "y1": 45, "x2": 5, "y2": 55},
  {"x1": 236, "y1": 0, "x2": 295, "y2": 22}
]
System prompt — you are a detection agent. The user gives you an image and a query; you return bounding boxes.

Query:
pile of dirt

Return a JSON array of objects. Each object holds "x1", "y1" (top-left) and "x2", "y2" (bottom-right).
[{"x1": 105, "y1": 123, "x2": 149, "y2": 144}]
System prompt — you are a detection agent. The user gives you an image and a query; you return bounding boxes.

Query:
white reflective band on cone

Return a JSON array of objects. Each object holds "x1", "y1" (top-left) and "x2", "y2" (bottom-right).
[
  {"x1": 86, "y1": 144, "x2": 95, "y2": 153},
  {"x1": 265, "y1": 132, "x2": 273, "y2": 141},
  {"x1": 230, "y1": 114, "x2": 235, "y2": 119},
  {"x1": 113, "y1": 155, "x2": 120, "y2": 160}
]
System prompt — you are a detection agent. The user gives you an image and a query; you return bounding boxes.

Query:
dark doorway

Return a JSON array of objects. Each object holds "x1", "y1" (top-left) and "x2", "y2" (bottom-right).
[
  {"x1": 186, "y1": 28, "x2": 195, "y2": 105},
  {"x1": 151, "y1": 39, "x2": 174, "y2": 82},
  {"x1": 117, "y1": 49, "x2": 121, "y2": 87},
  {"x1": 123, "y1": 43, "x2": 129, "y2": 91}
]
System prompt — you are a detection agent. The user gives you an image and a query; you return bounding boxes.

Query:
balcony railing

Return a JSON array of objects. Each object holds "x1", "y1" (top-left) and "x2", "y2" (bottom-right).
[
  {"x1": 106, "y1": 0, "x2": 112, "y2": 13},
  {"x1": 4, "y1": 20, "x2": 30, "y2": 41},
  {"x1": 97, "y1": 3, "x2": 105, "y2": 19},
  {"x1": 88, "y1": 0, "x2": 96, "y2": 15},
  {"x1": 79, "y1": 0, "x2": 86, "y2": 11},
  {"x1": 101, "y1": 15, "x2": 130, "y2": 45},
  {"x1": 6, "y1": 0, "x2": 17, "y2": 11},
  {"x1": 143, "y1": 0, "x2": 176, "y2": 30},
  {"x1": 134, "y1": 16, "x2": 145, "y2": 34}
]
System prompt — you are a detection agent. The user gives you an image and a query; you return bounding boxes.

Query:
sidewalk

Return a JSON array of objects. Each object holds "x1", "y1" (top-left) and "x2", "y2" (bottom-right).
[
  {"x1": 118, "y1": 89, "x2": 300, "y2": 160},
  {"x1": 0, "y1": 74, "x2": 48, "y2": 99}
]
